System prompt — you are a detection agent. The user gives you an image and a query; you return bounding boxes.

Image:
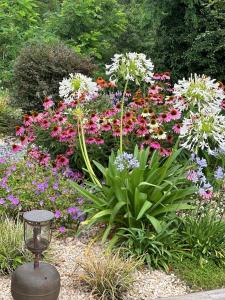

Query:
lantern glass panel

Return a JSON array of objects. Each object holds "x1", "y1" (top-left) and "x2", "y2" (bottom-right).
[{"x1": 24, "y1": 221, "x2": 51, "y2": 254}]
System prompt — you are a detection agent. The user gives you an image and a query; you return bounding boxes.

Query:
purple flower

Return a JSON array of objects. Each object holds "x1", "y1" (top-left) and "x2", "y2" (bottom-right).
[
  {"x1": 50, "y1": 196, "x2": 56, "y2": 202},
  {"x1": 8, "y1": 194, "x2": 19, "y2": 205},
  {"x1": 77, "y1": 197, "x2": 84, "y2": 205},
  {"x1": 214, "y1": 166, "x2": 224, "y2": 180},
  {"x1": 36, "y1": 182, "x2": 48, "y2": 193},
  {"x1": 67, "y1": 207, "x2": 77, "y2": 214},
  {"x1": 55, "y1": 210, "x2": 61, "y2": 219},
  {"x1": 196, "y1": 157, "x2": 207, "y2": 168},
  {"x1": 52, "y1": 182, "x2": 59, "y2": 190},
  {"x1": 0, "y1": 198, "x2": 5, "y2": 205},
  {"x1": 0, "y1": 158, "x2": 6, "y2": 163},
  {"x1": 59, "y1": 226, "x2": 66, "y2": 234}
]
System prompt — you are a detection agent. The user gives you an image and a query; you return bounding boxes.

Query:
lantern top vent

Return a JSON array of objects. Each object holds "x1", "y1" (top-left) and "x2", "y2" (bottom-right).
[{"x1": 23, "y1": 210, "x2": 54, "y2": 223}]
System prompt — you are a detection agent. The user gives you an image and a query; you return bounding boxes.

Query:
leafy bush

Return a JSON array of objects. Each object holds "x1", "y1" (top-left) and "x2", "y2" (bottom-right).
[
  {"x1": 76, "y1": 250, "x2": 137, "y2": 300},
  {"x1": 0, "y1": 159, "x2": 84, "y2": 232},
  {"x1": 173, "y1": 258, "x2": 225, "y2": 291},
  {"x1": 12, "y1": 42, "x2": 96, "y2": 111},
  {"x1": 73, "y1": 147, "x2": 196, "y2": 269},
  {"x1": 179, "y1": 213, "x2": 225, "y2": 265},
  {"x1": 0, "y1": 216, "x2": 31, "y2": 274},
  {"x1": 0, "y1": 90, "x2": 22, "y2": 136},
  {"x1": 48, "y1": 0, "x2": 127, "y2": 62}
]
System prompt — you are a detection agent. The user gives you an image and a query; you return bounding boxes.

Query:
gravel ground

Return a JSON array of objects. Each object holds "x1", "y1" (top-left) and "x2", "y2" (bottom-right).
[{"x1": 0, "y1": 236, "x2": 188, "y2": 300}]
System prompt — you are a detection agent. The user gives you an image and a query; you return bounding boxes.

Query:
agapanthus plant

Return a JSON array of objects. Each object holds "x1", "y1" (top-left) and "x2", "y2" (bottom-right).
[
  {"x1": 106, "y1": 53, "x2": 154, "y2": 153},
  {"x1": 174, "y1": 74, "x2": 225, "y2": 114}
]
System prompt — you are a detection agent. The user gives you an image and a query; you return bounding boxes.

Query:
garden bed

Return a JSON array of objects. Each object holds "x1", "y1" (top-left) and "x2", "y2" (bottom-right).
[{"x1": 1, "y1": 236, "x2": 187, "y2": 300}]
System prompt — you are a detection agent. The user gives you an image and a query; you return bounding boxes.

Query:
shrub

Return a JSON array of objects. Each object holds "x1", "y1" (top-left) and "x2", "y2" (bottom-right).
[
  {"x1": 76, "y1": 250, "x2": 137, "y2": 300},
  {"x1": 73, "y1": 147, "x2": 196, "y2": 269},
  {"x1": 12, "y1": 42, "x2": 96, "y2": 112},
  {"x1": 0, "y1": 216, "x2": 31, "y2": 274}
]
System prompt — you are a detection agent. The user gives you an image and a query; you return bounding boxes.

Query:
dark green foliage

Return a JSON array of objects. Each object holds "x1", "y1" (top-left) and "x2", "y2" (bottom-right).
[
  {"x1": 173, "y1": 258, "x2": 225, "y2": 290},
  {"x1": 151, "y1": 0, "x2": 225, "y2": 81},
  {"x1": 12, "y1": 42, "x2": 96, "y2": 112}
]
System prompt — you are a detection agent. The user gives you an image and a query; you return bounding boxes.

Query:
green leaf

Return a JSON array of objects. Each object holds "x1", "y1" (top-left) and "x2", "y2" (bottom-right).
[
  {"x1": 152, "y1": 203, "x2": 195, "y2": 216},
  {"x1": 136, "y1": 201, "x2": 152, "y2": 220},
  {"x1": 146, "y1": 215, "x2": 162, "y2": 234}
]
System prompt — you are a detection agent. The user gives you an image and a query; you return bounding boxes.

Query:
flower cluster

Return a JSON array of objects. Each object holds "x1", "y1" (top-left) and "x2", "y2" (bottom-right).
[
  {"x1": 0, "y1": 158, "x2": 84, "y2": 233},
  {"x1": 174, "y1": 74, "x2": 225, "y2": 113},
  {"x1": 59, "y1": 73, "x2": 98, "y2": 104},
  {"x1": 187, "y1": 154, "x2": 225, "y2": 203},
  {"x1": 114, "y1": 152, "x2": 140, "y2": 172},
  {"x1": 106, "y1": 53, "x2": 154, "y2": 84},
  {"x1": 13, "y1": 73, "x2": 179, "y2": 171},
  {"x1": 175, "y1": 74, "x2": 225, "y2": 153}
]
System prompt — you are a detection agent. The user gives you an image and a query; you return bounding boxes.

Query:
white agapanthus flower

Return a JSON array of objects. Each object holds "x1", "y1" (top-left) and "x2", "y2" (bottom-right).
[
  {"x1": 173, "y1": 74, "x2": 225, "y2": 113},
  {"x1": 59, "y1": 73, "x2": 98, "y2": 104},
  {"x1": 180, "y1": 112, "x2": 225, "y2": 153},
  {"x1": 105, "y1": 53, "x2": 154, "y2": 84}
]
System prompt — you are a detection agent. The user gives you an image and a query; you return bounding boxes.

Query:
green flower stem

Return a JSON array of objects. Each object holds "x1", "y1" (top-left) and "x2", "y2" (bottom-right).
[
  {"x1": 78, "y1": 118, "x2": 102, "y2": 188},
  {"x1": 119, "y1": 79, "x2": 129, "y2": 154}
]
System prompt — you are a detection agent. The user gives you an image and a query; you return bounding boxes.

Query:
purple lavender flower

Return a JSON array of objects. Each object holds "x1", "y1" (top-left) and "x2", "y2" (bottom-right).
[
  {"x1": 8, "y1": 194, "x2": 19, "y2": 205},
  {"x1": 77, "y1": 197, "x2": 84, "y2": 205},
  {"x1": 59, "y1": 226, "x2": 66, "y2": 234},
  {"x1": 50, "y1": 196, "x2": 56, "y2": 202},
  {"x1": 0, "y1": 198, "x2": 5, "y2": 205},
  {"x1": 214, "y1": 166, "x2": 224, "y2": 180},
  {"x1": 55, "y1": 210, "x2": 61, "y2": 219},
  {"x1": 67, "y1": 207, "x2": 77, "y2": 214},
  {"x1": 196, "y1": 157, "x2": 207, "y2": 168},
  {"x1": 52, "y1": 182, "x2": 59, "y2": 190}
]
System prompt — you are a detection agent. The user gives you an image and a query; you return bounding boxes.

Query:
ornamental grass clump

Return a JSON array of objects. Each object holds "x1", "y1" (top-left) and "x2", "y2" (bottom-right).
[
  {"x1": 77, "y1": 251, "x2": 138, "y2": 300},
  {"x1": 0, "y1": 216, "x2": 31, "y2": 274}
]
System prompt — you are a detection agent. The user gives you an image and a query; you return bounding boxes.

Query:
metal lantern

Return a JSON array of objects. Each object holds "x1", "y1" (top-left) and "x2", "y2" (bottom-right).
[{"x1": 11, "y1": 210, "x2": 60, "y2": 300}]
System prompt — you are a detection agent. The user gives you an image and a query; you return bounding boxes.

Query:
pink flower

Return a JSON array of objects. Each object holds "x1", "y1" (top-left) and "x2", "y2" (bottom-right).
[
  {"x1": 136, "y1": 126, "x2": 148, "y2": 136},
  {"x1": 20, "y1": 136, "x2": 28, "y2": 146},
  {"x1": 150, "y1": 141, "x2": 161, "y2": 149},
  {"x1": 43, "y1": 97, "x2": 54, "y2": 110},
  {"x1": 158, "y1": 113, "x2": 168, "y2": 124},
  {"x1": 112, "y1": 128, "x2": 120, "y2": 137},
  {"x1": 65, "y1": 148, "x2": 74, "y2": 156},
  {"x1": 51, "y1": 126, "x2": 62, "y2": 138},
  {"x1": 101, "y1": 123, "x2": 111, "y2": 131},
  {"x1": 40, "y1": 119, "x2": 51, "y2": 129},
  {"x1": 148, "y1": 85, "x2": 162, "y2": 95},
  {"x1": 15, "y1": 126, "x2": 25, "y2": 136},
  {"x1": 86, "y1": 137, "x2": 96, "y2": 144},
  {"x1": 12, "y1": 144, "x2": 22, "y2": 152},
  {"x1": 23, "y1": 114, "x2": 33, "y2": 127},
  {"x1": 199, "y1": 189, "x2": 213, "y2": 200},
  {"x1": 55, "y1": 155, "x2": 69, "y2": 168},
  {"x1": 39, "y1": 153, "x2": 50, "y2": 166},
  {"x1": 90, "y1": 113, "x2": 99, "y2": 122},
  {"x1": 167, "y1": 108, "x2": 181, "y2": 120},
  {"x1": 172, "y1": 123, "x2": 181, "y2": 134},
  {"x1": 95, "y1": 138, "x2": 104, "y2": 145}
]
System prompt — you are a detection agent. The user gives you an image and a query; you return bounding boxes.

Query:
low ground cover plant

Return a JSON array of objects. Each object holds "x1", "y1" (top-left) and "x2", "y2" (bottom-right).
[{"x1": 0, "y1": 158, "x2": 84, "y2": 233}]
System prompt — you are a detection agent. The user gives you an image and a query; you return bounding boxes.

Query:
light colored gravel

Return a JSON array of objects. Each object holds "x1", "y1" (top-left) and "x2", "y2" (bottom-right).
[{"x1": 0, "y1": 236, "x2": 188, "y2": 300}]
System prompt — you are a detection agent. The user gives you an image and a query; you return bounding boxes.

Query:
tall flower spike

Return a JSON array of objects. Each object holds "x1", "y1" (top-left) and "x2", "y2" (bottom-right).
[
  {"x1": 173, "y1": 74, "x2": 225, "y2": 114},
  {"x1": 106, "y1": 53, "x2": 154, "y2": 85}
]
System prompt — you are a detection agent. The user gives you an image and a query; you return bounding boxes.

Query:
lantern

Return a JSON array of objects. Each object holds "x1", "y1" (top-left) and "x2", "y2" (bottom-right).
[{"x1": 11, "y1": 210, "x2": 60, "y2": 300}]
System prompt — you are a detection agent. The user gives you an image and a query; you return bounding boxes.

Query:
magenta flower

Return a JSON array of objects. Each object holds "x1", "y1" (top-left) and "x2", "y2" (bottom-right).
[
  {"x1": 43, "y1": 97, "x2": 54, "y2": 110},
  {"x1": 59, "y1": 226, "x2": 66, "y2": 234},
  {"x1": 8, "y1": 194, "x2": 20, "y2": 205}
]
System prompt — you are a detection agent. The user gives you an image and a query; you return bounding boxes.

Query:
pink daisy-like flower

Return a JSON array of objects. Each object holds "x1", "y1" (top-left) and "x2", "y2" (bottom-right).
[
  {"x1": 40, "y1": 119, "x2": 51, "y2": 129},
  {"x1": 137, "y1": 126, "x2": 148, "y2": 136},
  {"x1": 85, "y1": 137, "x2": 96, "y2": 144},
  {"x1": 23, "y1": 115, "x2": 33, "y2": 127},
  {"x1": 168, "y1": 108, "x2": 181, "y2": 121},
  {"x1": 20, "y1": 136, "x2": 28, "y2": 146},
  {"x1": 101, "y1": 123, "x2": 111, "y2": 131},
  {"x1": 51, "y1": 126, "x2": 62, "y2": 138},
  {"x1": 39, "y1": 153, "x2": 50, "y2": 166},
  {"x1": 55, "y1": 155, "x2": 69, "y2": 168},
  {"x1": 150, "y1": 141, "x2": 161, "y2": 149},
  {"x1": 172, "y1": 123, "x2": 181, "y2": 134},
  {"x1": 95, "y1": 138, "x2": 104, "y2": 145},
  {"x1": 15, "y1": 126, "x2": 25, "y2": 136},
  {"x1": 43, "y1": 97, "x2": 54, "y2": 110},
  {"x1": 12, "y1": 144, "x2": 22, "y2": 153},
  {"x1": 113, "y1": 128, "x2": 120, "y2": 137}
]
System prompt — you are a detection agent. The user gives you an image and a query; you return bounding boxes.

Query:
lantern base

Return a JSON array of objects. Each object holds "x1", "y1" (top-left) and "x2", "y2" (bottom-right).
[{"x1": 11, "y1": 262, "x2": 60, "y2": 300}]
